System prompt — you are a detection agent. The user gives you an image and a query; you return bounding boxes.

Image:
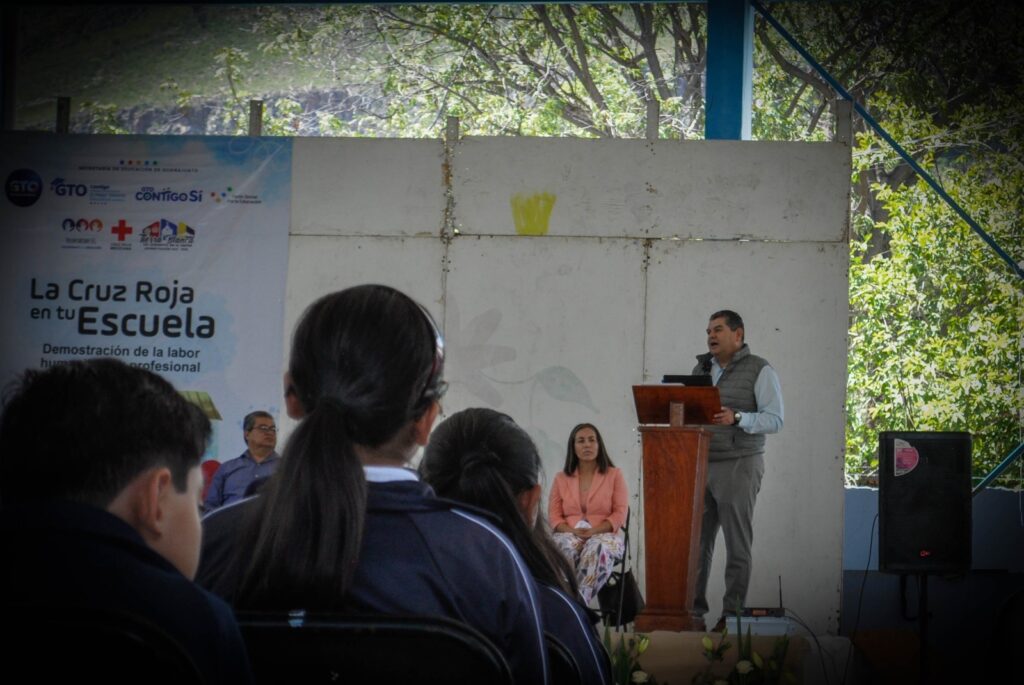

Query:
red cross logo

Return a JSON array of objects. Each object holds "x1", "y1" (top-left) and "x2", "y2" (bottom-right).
[{"x1": 111, "y1": 219, "x2": 133, "y2": 241}]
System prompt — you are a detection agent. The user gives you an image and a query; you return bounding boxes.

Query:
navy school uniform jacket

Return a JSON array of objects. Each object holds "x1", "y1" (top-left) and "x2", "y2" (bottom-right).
[
  {"x1": 197, "y1": 479, "x2": 549, "y2": 685},
  {"x1": 538, "y1": 583, "x2": 613, "y2": 685},
  {"x1": 1, "y1": 499, "x2": 252, "y2": 685}
]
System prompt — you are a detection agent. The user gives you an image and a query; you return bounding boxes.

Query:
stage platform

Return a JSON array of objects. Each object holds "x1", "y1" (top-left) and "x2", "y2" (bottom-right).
[{"x1": 612, "y1": 629, "x2": 864, "y2": 685}]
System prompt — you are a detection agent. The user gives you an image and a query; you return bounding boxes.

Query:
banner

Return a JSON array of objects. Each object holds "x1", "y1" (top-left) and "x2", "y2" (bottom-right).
[{"x1": 1, "y1": 133, "x2": 292, "y2": 469}]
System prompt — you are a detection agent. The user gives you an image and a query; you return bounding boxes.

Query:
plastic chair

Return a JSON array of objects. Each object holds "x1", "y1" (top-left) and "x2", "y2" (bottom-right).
[
  {"x1": 237, "y1": 611, "x2": 514, "y2": 685},
  {"x1": 5, "y1": 606, "x2": 204, "y2": 684}
]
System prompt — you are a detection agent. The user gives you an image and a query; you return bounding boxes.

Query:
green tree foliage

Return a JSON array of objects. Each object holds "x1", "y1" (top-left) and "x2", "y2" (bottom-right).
[
  {"x1": 846, "y1": 92, "x2": 1023, "y2": 483},
  {"x1": 253, "y1": 3, "x2": 708, "y2": 138},
  {"x1": 748, "y1": 2, "x2": 1023, "y2": 485}
]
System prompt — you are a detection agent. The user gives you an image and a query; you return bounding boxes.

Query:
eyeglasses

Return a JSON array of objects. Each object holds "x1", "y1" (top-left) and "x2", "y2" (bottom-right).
[{"x1": 252, "y1": 425, "x2": 277, "y2": 433}]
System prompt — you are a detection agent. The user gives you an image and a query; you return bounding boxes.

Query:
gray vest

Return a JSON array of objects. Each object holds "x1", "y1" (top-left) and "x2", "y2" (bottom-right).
[{"x1": 692, "y1": 344, "x2": 769, "y2": 461}]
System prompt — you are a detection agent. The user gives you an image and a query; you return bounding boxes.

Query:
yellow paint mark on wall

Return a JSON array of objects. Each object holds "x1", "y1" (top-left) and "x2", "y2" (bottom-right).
[{"x1": 510, "y1": 192, "x2": 556, "y2": 236}]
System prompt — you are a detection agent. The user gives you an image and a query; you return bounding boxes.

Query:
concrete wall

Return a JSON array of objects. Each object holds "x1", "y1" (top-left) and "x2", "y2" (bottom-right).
[{"x1": 285, "y1": 136, "x2": 852, "y2": 633}]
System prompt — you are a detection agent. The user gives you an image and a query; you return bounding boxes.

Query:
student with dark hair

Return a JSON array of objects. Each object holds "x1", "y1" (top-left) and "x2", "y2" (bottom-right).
[
  {"x1": 197, "y1": 285, "x2": 547, "y2": 684},
  {"x1": 0, "y1": 358, "x2": 251, "y2": 684},
  {"x1": 549, "y1": 423, "x2": 629, "y2": 605},
  {"x1": 421, "y1": 407, "x2": 611, "y2": 685}
]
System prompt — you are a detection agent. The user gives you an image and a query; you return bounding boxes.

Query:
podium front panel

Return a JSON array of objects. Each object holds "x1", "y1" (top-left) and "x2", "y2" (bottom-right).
[{"x1": 635, "y1": 426, "x2": 709, "y2": 632}]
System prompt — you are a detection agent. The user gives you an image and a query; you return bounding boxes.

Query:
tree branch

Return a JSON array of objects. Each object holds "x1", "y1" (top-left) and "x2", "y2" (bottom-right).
[
  {"x1": 595, "y1": 5, "x2": 641, "y2": 43},
  {"x1": 633, "y1": 4, "x2": 673, "y2": 102},
  {"x1": 533, "y1": 5, "x2": 609, "y2": 113},
  {"x1": 759, "y1": 29, "x2": 836, "y2": 107},
  {"x1": 688, "y1": 4, "x2": 706, "y2": 64}
]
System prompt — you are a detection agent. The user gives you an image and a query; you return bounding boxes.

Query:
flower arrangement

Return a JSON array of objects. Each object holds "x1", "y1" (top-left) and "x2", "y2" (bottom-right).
[
  {"x1": 604, "y1": 626, "x2": 657, "y2": 685},
  {"x1": 691, "y1": 613, "x2": 796, "y2": 685}
]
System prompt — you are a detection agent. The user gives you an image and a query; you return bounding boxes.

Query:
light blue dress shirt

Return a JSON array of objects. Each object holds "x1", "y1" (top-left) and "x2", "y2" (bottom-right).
[{"x1": 710, "y1": 357, "x2": 784, "y2": 434}]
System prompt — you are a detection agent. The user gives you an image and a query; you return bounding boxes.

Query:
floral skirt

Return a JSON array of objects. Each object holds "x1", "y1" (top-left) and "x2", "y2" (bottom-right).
[{"x1": 553, "y1": 525, "x2": 626, "y2": 605}]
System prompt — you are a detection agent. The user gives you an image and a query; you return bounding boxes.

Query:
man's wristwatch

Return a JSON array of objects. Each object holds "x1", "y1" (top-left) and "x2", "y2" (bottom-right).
[{"x1": 733, "y1": 411, "x2": 743, "y2": 425}]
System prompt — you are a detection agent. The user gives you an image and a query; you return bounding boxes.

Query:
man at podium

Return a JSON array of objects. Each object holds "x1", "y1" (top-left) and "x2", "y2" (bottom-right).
[{"x1": 691, "y1": 310, "x2": 784, "y2": 632}]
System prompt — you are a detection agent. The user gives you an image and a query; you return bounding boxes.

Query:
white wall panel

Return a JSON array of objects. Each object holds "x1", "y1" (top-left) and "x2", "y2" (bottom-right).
[
  {"x1": 292, "y1": 138, "x2": 444, "y2": 236},
  {"x1": 443, "y1": 236, "x2": 647, "y2": 507},
  {"x1": 644, "y1": 239, "x2": 849, "y2": 633},
  {"x1": 453, "y1": 138, "x2": 849, "y2": 241}
]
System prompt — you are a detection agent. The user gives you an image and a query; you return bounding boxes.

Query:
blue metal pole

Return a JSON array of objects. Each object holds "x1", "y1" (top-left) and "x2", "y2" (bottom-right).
[
  {"x1": 706, "y1": 0, "x2": 754, "y2": 140},
  {"x1": 750, "y1": 0, "x2": 1024, "y2": 283},
  {"x1": 973, "y1": 442, "x2": 1024, "y2": 496}
]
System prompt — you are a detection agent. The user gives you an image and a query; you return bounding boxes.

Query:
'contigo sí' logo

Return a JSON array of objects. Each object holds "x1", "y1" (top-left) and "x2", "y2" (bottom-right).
[{"x1": 135, "y1": 186, "x2": 204, "y2": 203}]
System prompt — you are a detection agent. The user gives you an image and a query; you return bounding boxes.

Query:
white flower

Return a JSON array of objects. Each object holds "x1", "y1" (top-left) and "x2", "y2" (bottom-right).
[
  {"x1": 735, "y1": 660, "x2": 754, "y2": 675},
  {"x1": 631, "y1": 670, "x2": 650, "y2": 683}
]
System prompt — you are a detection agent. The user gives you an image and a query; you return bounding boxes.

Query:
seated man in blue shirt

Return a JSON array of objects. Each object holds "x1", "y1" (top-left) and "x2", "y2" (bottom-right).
[
  {"x1": 204, "y1": 410, "x2": 280, "y2": 511},
  {"x1": 0, "y1": 358, "x2": 251, "y2": 684}
]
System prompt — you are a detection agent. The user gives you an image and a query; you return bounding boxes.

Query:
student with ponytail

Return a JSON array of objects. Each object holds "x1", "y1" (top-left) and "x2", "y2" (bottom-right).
[
  {"x1": 197, "y1": 285, "x2": 547, "y2": 684},
  {"x1": 421, "y1": 408, "x2": 611, "y2": 685}
]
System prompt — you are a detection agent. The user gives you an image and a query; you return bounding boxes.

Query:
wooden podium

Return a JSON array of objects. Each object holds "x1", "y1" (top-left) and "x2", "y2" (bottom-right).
[{"x1": 632, "y1": 385, "x2": 715, "y2": 632}]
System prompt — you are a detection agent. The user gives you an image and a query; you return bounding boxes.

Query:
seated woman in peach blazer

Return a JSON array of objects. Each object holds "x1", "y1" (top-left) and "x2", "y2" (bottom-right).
[{"x1": 548, "y1": 423, "x2": 628, "y2": 605}]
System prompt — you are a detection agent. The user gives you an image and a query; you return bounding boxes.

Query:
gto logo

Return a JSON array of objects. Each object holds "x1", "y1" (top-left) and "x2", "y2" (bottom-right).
[
  {"x1": 51, "y1": 178, "x2": 88, "y2": 197},
  {"x1": 62, "y1": 218, "x2": 104, "y2": 232},
  {"x1": 6, "y1": 169, "x2": 43, "y2": 207}
]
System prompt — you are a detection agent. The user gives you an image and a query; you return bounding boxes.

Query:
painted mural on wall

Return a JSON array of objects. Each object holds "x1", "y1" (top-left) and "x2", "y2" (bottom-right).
[{"x1": 445, "y1": 295, "x2": 597, "y2": 460}]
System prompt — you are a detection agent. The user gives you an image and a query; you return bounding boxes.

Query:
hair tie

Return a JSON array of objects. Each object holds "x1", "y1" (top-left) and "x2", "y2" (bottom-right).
[
  {"x1": 463, "y1": 447, "x2": 501, "y2": 471},
  {"x1": 313, "y1": 395, "x2": 367, "y2": 442},
  {"x1": 316, "y1": 395, "x2": 349, "y2": 413}
]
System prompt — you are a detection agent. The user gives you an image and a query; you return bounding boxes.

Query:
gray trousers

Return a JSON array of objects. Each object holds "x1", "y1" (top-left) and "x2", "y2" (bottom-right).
[{"x1": 692, "y1": 453, "x2": 765, "y2": 619}]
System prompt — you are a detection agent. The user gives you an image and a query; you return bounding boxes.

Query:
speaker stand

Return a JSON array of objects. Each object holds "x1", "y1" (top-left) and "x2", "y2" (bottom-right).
[
  {"x1": 917, "y1": 573, "x2": 929, "y2": 685},
  {"x1": 899, "y1": 573, "x2": 932, "y2": 685}
]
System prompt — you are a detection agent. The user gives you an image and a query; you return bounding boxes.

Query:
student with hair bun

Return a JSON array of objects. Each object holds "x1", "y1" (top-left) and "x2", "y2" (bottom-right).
[
  {"x1": 197, "y1": 285, "x2": 547, "y2": 684},
  {"x1": 421, "y1": 408, "x2": 611, "y2": 685}
]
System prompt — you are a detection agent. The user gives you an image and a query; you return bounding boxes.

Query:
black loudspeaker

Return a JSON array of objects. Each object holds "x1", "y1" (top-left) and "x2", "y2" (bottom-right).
[{"x1": 878, "y1": 431, "x2": 972, "y2": 574}]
